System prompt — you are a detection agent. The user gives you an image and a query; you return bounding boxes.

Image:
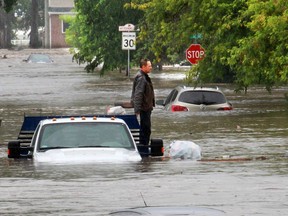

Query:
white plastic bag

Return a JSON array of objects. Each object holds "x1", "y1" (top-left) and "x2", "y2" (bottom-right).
[
  {"x1": 106, "y1": 106, "x2": 126, "y2": 115},
  {"x1": 169, "y1": 140, "x2": 201, "y2": 160}
]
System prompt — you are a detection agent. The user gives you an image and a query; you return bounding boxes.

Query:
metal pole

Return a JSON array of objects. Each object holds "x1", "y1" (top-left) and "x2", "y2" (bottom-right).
[{"x1": 127, "y1": 49, "x2": 130, "y2": 78}]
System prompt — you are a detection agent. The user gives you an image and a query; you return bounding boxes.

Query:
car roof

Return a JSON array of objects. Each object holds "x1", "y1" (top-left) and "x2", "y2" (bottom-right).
[
  {"x1": 110, "y1": 206, "x2": 226, "y2": 215},
  {"x1": 29, "y1": 53, "x2": 50, "y2": 56},
  {"x1": 40, "y1": 116, "x2": 126, "y2": 125},
  {"x1": 176, "y1": 86, "x2": 224, "y2": 93},
  {"x1": 26, "y1": 53, "x2": 53, "y2": 62}
]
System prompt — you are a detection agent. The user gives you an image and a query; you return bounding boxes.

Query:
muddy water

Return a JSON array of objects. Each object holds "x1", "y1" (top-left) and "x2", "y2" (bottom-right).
[{"x1": 0, "y1": 49, "x2": 287, "y2": 215}]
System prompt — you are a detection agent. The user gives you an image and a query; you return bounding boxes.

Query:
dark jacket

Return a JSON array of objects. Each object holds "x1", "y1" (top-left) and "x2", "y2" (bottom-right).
[{"x1": 131, "y1": 70, "x2": 155, "y2": 113}]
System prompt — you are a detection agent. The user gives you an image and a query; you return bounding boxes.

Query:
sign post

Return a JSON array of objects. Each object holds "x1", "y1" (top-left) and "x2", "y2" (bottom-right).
[
  {"x1": 119, "y1": 24, "x2": 136, "y2": 77},
  {"x1": 186, "y1": 44, "x2": 205, "y2": 65}
]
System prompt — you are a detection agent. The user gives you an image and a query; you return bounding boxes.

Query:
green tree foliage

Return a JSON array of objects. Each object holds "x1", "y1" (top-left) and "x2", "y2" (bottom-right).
[
  {"x1": 228, "y1": 0, "x2": 288, "y2": 92},
  {"x1": 130, "y1": 0, "x2": 193, "y2": 65},
  {"x1": 131, "y1": 0, "x2": 287, "y2": 92},
  {"x1": 0, "y1": 0, "x2": 18, "y2": 12},
  {"x1": 186, "y1": 0, "x2": 249, "y2": 85},
  {"x1": 69, "y1": 0, "x2": 287, "y2": 91},
  {"x1": 66, "y1": 0, "x2": 143, "y2": 73},
  {"x1": 132, "y1": 0, "x2": 249, "y2": 83}
]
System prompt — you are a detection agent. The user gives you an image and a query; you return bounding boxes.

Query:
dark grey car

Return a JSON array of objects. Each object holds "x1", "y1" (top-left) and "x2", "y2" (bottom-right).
[{"x1": 23, "y1": 53, "x2": 54, "y2": 63}]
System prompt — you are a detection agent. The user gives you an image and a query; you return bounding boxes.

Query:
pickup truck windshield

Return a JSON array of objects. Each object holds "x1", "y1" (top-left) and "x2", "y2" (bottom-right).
[{"x1": 38, "y1": 122, "x2": 135, "y2": 151}]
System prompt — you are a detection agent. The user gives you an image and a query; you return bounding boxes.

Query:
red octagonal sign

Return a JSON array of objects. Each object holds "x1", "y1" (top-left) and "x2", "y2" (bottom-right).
[{"x1": 186, "y1": 44, "x2": 205, "y2": 64}]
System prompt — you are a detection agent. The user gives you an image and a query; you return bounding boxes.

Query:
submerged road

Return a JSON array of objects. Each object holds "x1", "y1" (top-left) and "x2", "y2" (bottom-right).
[{"x1": 0, "y1": 48, "x2": 287, "y2": 215}]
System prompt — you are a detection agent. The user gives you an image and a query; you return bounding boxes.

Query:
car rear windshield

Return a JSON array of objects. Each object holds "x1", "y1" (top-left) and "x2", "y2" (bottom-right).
[
  {"x1": 178, "y1": 91, "x2": 227, "y2": 105},
  {"x1": 38, "y1": 122, "x2": 135, "y2": 150},
  {"x1": 29, "y1": 54, "x2": 52, "y2": 63}
]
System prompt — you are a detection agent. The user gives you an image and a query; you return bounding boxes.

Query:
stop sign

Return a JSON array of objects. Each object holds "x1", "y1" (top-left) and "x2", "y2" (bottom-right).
[{"x1": 186, "y1": 44, "x2": 205, "y2": 64}]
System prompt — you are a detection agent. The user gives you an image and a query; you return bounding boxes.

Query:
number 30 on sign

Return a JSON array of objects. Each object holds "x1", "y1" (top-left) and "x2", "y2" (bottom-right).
[{"x1": 122, "y1": 32, "x2": 136, "y2": 50}]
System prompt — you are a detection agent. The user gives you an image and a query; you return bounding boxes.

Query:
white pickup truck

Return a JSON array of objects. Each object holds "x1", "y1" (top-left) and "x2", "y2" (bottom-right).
[{"x1": 7, "y1": 115, "x2": 164, "y2": 163}]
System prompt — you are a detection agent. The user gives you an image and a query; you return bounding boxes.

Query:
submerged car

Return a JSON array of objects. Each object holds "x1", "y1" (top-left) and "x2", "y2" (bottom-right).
[
  {"x1": 110, "y1": 206, "x2": 226, "y2": 215},
  {"x1": 23, "y1": 53, "x2": 53, "y2": 63},
  {"x1": 157, "y1": 86, "x2": 233, "y2": 112}
]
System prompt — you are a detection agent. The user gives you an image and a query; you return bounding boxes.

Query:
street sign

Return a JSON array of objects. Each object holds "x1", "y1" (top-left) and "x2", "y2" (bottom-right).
[
  {"x1": 190, "y1": 33, "x2": 202, "y2": 40},
  {"x1": 186, "y1": 44, "x2": 205, "y2": 64},
  {"x1": 119, "y1": 23, "x2": 136, "y2": 78},
  {"x1": 122, "y1": 32, "x2": 136, "y2": 50},
  {"x1": 119, "y1": 23, "x2": 135, "y2": 32}
]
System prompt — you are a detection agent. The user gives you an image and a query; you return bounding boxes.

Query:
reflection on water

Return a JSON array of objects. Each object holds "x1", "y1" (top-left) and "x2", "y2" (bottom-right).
[{"x1": 0, "y1": 52, "x2": 287, "y2": 215}]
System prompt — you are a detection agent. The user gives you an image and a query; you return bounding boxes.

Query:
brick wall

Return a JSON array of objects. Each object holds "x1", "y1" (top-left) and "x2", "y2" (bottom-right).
[{"x1": 50, "y1": 15, "x2": 69, "y2": 48}]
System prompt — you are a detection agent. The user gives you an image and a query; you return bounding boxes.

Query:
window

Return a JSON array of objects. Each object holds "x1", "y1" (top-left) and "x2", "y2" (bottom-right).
[
  {"x1": 38, "y1": 122, "x2": 135, "y2": 150},
  {"x1": 62, "y1": 21, "x2": 70, "y2": 33},
  {"x1": 178, "y1": 91, "x2": 227, "y2": 105},
  {"x1": 164, "y1": 89, "x2": 178, "y2": 105}
]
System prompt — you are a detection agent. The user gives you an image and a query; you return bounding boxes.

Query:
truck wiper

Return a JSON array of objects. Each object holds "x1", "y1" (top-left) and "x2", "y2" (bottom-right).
[{"x1": 39, "y1": 146, "x2": 72, "y2": 151}]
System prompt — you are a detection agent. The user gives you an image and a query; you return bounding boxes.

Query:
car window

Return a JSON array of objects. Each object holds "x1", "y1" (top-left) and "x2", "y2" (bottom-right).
[
  {"x1": 178, "y1": 91, "x2": 227, "y2": 105},
  {"x1": 29, "y1": 54, "x2": 52, "y2": 63},
  {"x1": 164, "y1": 89, "x2": 178, "y2": 105},
  {"x1": 38, "y1": 122, "x2": 135, "y2": 150}
]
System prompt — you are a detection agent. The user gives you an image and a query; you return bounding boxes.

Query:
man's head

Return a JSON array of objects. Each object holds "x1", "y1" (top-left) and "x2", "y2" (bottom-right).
[{"x1": 140, "y1": 58, "x2": 152, "y2": 74}]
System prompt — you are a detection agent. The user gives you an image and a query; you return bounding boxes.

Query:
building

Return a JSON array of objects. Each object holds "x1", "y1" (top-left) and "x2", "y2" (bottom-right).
[{"x1": 44, "y1": 0, "x2": 75, "y2": 48}]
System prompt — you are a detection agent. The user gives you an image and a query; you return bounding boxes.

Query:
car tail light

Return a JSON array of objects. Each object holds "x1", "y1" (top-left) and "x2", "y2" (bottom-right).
[
  {"x1": 217, "y1": 107, "x2": 233, "y2": 111},
  {"x1": 171, "y1": 105, "x2": 189, "y2": 112}
]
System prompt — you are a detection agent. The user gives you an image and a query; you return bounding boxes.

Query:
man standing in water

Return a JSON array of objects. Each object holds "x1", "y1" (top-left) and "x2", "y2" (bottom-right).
[{"x1": 131, "y1": 59, "x2": 155, "y2": 146}]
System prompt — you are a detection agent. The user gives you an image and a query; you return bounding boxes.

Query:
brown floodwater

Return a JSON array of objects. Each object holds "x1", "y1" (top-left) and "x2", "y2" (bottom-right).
[{"x1": 0, "y1": 49, "x2": 287, "y2": 215}]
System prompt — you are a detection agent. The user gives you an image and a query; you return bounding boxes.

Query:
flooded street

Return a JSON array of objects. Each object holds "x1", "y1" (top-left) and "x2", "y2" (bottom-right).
[{"x1": 0, "y1": 49, "x2": 287, "y2": 215}]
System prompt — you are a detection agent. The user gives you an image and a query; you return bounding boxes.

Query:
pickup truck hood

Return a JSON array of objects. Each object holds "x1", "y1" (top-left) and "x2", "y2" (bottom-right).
[{"x1": 33, "y1": 148, "x2": 142, "y2": 164}]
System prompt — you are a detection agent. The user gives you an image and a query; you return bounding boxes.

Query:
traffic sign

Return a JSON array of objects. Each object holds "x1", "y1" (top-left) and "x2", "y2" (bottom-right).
[
  {"x1": 119, "y1": 23, "x2": 136, "y2": 78},
  {"x1": 186, "y1": 44, "x2": 205, "y2": 64},
  {"x1": 122, "y1": 32, "x2": 136, "y2": 50},
  {"x1": 190, "y1": 33, "x2": 202, "y2": 40},
  {"x1": 119, "y1": 23, "x2": 135, "y2": 32}
]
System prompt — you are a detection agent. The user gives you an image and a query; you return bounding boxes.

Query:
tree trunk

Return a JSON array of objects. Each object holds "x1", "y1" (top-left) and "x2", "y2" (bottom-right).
[
  {"x1": 0, "y1": 10, "x2": 5, "y2": 48},
  {"x1": 30, "y1": 0, "x2": 40, "y2": 48},
  {"x1": 0, "y1": 9, "x2": 13, "y2": 49}
]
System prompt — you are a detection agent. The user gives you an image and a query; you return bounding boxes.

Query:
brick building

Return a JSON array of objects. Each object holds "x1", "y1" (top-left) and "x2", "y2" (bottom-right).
[{"x1": 44, "y1": 0, "x2": 75, "y2": 48}]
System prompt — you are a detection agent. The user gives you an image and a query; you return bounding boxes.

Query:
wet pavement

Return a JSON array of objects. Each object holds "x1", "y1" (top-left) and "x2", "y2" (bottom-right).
[{"x1": 0, "y1": 49, "x2": 287, "y2": 215}]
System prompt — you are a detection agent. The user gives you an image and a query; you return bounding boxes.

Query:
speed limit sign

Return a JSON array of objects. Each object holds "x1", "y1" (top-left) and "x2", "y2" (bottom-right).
[{"x1": 122, "y1": 32, "x2": 136, "y2": 50}]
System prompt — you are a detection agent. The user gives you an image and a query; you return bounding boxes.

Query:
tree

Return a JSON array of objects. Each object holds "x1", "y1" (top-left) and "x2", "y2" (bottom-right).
[
  {"x1": 29, "y1": 0, "x2": 41, "y2": 48},
  {"x1": 14, "y1": 0, "x2": 45, "y2": 30},
  {"x1": 131, "y1": 0, "x2": 287, "y2": 92},
  {"x1": 1, "y1": 0, "x2": 44, "y2": 49},
  {"x1": 187, "y1": 0, "x2": 248, "y2": 85},
  {"x1": 0, "y1": 9, "x2": 14, "y2": 48},
  {"x1": 15, "y1": 0, "x2": 44, "y2": 48},
  {"x1": 0, "y1": 0, "x2": 17, "y2": 49},
  {"x1": 66, "y1": 0, "x2": 143, "y2": 73},
  {"x1": 228, "y1": 0, "x2": 288, "y2": 92},
  {"x1": 130, "y1": 0, "x2": 193, "y2": 66},
  {"x1": 68, "y1": 0, "x2": 287, "y2": 91},
  {"x1": 0, "y1": 0, "x2": 18, "y2": 12}
]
